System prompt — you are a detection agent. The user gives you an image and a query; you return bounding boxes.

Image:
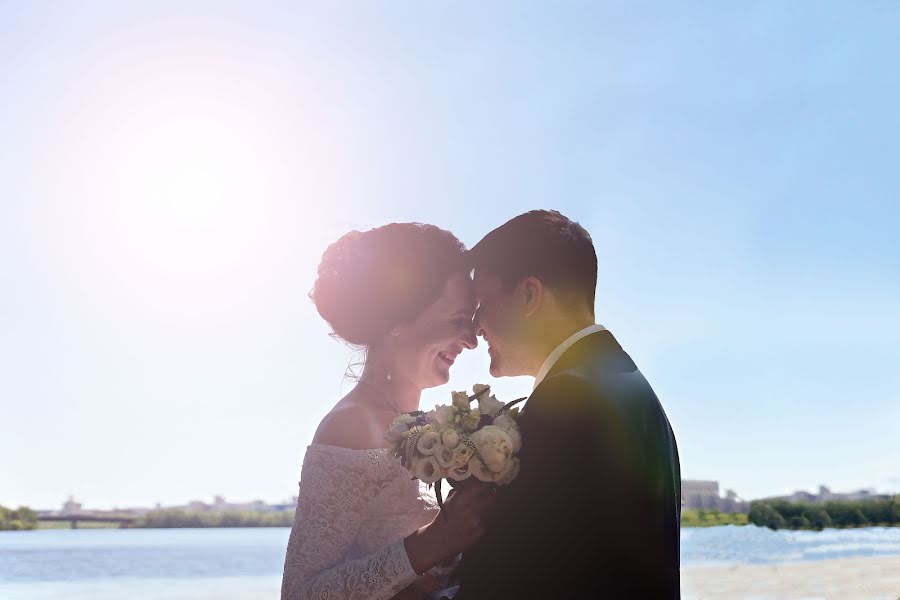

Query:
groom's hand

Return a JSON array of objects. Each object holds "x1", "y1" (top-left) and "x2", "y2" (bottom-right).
[
  {"x1": 439, "y1": 482, "x2": 497, "y2": 552},
  {"x1": 405, "y1": 483, "x2": 496, "y2": 574}
]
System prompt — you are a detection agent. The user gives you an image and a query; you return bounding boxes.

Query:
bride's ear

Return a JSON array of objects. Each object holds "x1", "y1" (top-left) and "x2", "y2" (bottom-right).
[{"x1": 520, "y1": 277, "x2": 543, "y2": 317}]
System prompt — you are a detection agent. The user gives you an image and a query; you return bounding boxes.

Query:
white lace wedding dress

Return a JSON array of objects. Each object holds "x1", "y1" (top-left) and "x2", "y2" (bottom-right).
[{"x1": 281, "y1": 444, "x2": 441, "y2": 600}]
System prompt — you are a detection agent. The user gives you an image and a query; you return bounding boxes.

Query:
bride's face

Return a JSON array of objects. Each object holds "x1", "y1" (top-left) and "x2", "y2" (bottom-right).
[{"x1": 392, "y1": 272, "x2": 478, "y2": 389}]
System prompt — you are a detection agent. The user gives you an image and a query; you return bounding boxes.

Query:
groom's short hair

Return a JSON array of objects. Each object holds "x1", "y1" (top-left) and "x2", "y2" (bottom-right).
[{"x1": 469, "y1": 210, "x2": 597, "y2": 312}]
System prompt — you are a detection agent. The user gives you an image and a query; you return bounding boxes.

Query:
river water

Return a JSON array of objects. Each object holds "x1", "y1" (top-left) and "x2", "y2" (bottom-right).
[{"x1": 1, "y1": 526, "x2": 899, "y2": 599}]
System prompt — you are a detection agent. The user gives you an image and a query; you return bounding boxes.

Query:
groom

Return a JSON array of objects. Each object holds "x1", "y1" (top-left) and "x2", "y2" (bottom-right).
[{"x1": 453, "y1": 210, "x2": 681, "y2": 599}]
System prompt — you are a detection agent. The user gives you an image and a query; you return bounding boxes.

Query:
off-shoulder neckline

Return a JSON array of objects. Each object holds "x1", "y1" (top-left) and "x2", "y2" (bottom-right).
[{"x1": 307, "y1": 443, "x2": 390, "y2": 454}]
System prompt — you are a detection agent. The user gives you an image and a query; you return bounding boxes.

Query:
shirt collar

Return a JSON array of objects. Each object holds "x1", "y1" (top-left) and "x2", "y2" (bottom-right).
[{"x1": 533, "y1": 323, "x2": 607, "y2": 390}]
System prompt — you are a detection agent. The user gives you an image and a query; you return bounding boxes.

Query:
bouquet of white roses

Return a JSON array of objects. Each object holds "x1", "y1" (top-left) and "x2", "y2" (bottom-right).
[{"x1": 386, "y1": 384, "x2": 524, "y2": 506}]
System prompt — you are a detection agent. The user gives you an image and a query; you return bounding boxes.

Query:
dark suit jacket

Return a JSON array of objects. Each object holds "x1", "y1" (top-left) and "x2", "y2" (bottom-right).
[{"x1": 455, "y1": 330, "x2": 681, "y2": 599}]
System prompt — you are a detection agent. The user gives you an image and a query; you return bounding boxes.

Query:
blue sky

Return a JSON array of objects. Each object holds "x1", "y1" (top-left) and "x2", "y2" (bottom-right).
[{"x1": 1, "y1": 2, "x2": 898, "y2": 510}]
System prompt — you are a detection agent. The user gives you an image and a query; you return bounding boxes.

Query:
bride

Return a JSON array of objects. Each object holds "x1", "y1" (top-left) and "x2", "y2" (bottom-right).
[{"x1": 281, "y1": 223, "x2": 495, "y2": 600}]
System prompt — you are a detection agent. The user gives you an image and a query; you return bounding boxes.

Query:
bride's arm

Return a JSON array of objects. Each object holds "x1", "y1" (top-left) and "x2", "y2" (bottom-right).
[
  {"x1": 280, "y1": 451, "x2": 419, "y2": 600},
  {"x1": 280, "y1": 452, "x2": 493, "y2": 600}
]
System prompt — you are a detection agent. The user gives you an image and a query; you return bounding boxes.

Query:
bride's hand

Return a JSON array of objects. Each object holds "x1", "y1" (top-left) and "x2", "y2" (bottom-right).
[{"x1": 404, "y1": 483, "x2": 496, "y2": 575}]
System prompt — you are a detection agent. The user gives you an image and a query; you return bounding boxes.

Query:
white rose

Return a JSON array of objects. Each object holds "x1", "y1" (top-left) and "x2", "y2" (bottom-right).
[
  {"x1": 495, "y1": 457, "x2": 520, "y2": 485},
  {"x1": 472, "y1": 384, "x2": 503, "y2": 414},
  {"x1": 471, "y1": 426, "x2": 514, "y2": 473},
  {"x1": 441, "y1": 429, "x2": 460, "y2": 449},
  {"x1": 431, "y1": 405, "x2": 456, "y2": 429},
  {"x1": 491, "y1": 415, "x2": 522, "y2": 452},
  {"x1": 411, "y1": 456, "x2": 443, "y2": 484},
  {"x1": 452, "y1": 391, "x2": 471, "y2": 410},
  {"x1": 459, "y1": 409, "x2": 481, "y2": 432},
  {"x1": 416, "y1": 431, "x2": 441, "y2": 456},
  {"x1": 449, "y1": 460, "x2": 473, "y2": 481},
  {"x1": 478, "y1": 395, "x2": 504, "y2": 416},
  {"x1": 492, "y1": 414, "x2": 514, "y2": 431},
  {"x1": 451, "y1": 443, "x2": 474, "y2": 468},
  {"x1": 469, "y1": 456, "x2": 497, "y2": 482},
  {"x1": 434, "y1": 444, "x2": 455, "y2": 469},
  {"x1": 507, "y1": 428, "x2": 522, "y2": 453}
]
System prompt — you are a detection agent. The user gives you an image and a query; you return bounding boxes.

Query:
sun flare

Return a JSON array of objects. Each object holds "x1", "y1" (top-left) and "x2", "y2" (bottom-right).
[
  {"x1": 38, "y1": 48, "x2": 338, "y2": 320},
  {"x1": 49, "y1": 48, "x2": 314, "y2": 299}
]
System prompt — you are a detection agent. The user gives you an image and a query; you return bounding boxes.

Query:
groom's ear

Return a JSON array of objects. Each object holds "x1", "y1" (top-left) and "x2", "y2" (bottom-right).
[{"x1": 519, "y1": 277, "x2": 543, "y2": 317}]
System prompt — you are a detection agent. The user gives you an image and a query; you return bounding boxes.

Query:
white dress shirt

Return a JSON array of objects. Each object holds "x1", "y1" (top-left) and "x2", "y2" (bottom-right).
[{"x1": 533, "y1": 323, "x2": 607, "y2": 390}]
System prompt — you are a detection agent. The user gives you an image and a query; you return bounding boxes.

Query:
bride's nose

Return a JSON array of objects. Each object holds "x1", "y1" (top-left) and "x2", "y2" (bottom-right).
[{"x1": 460, "y1": 321, "x2": 478, "y2": 350}]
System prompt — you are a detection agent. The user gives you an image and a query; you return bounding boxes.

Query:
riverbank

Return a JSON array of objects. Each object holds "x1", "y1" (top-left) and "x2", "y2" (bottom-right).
[{"x1": 682, "y1": 555, "x2": 900, "y2": 599}]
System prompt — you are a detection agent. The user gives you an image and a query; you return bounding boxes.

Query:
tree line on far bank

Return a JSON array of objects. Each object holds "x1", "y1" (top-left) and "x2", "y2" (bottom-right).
[
  {"x1": 0, "y1": 505, "x2": 294, "y2": 531},
  {"x1": 681, "y1": 508, "x2": 747, "y2": 527},
  {"x1": 124, "y1": 509, "x2": 295, "y2": 528},
  {"x1": 8, "y1": 497, "x2": 899, "y2": 532},
  {"x1": 748, "y1": 496, "x2": 900, "y2": 530},
  {"x1": 0, "y1": 506, "x2": 38, "y2": 530}
]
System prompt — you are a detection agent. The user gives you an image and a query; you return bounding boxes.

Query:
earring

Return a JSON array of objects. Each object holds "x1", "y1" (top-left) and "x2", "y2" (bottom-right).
[{"x1": 386, "y1": 373, "x2": 392, "y2": 381}]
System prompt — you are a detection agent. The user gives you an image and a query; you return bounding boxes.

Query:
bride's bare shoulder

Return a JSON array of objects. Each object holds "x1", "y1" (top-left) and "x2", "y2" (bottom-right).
[{"x1": 312, "y1": 400, "x2": 382, "y2": 450}]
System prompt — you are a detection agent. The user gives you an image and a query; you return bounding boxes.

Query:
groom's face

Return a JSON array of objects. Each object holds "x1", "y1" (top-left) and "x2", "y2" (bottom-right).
[{"x1": 473, "y1": 270, "x2": 530, "y2": 377}]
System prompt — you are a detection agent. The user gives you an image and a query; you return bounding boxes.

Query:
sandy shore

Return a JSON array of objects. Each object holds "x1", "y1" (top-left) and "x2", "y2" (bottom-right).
[{"x1": 682, "y1": 555, "x2": 900, "y2": 600}]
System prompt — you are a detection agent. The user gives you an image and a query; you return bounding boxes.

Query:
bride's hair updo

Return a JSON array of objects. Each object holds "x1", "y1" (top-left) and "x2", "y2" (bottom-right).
[{"x1": 311, "y1": 223, "x2": 467, "y2": 346}]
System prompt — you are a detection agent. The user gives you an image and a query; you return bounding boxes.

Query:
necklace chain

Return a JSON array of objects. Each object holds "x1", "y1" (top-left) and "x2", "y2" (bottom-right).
[{"x1": 356, "y1": 380, "x2": 403, "y2": 414}]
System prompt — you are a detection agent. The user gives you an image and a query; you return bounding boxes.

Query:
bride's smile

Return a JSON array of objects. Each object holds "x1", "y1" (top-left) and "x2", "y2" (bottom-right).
[{"x1": 389, "y1": 270, "x2": 477, "y2": 388}]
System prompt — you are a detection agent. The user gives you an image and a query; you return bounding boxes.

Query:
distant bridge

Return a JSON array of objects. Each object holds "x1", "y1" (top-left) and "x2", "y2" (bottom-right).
[{"x1": 38, "y1": 514, "x2": 137, "y2": 529}]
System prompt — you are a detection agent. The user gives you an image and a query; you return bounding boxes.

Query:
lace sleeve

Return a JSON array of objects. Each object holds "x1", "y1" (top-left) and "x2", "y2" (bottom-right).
[{"x1": 280, "y1": 448, "x2": 419, "y2": 600}]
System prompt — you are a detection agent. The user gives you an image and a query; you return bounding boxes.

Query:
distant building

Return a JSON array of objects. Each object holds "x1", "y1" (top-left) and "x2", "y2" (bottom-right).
[
  {"x1": 61, "y1": 495, "x2": 82, "y2": 515},
  {"x1": 682, "y1": 480, "x2": 719, "y2": 509},
  {"x1": 681, "y1": 480, "x2": 748, "y2": 513},
  {"x1": 765, "y1": 485, "x2": 882, "y2": 504},
  {"x1": 45, "y1": 495, "x2": 297, "y2": 518},
  {"x1": 170, "y1": 496, "x2": 294, "y2": 513}
]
